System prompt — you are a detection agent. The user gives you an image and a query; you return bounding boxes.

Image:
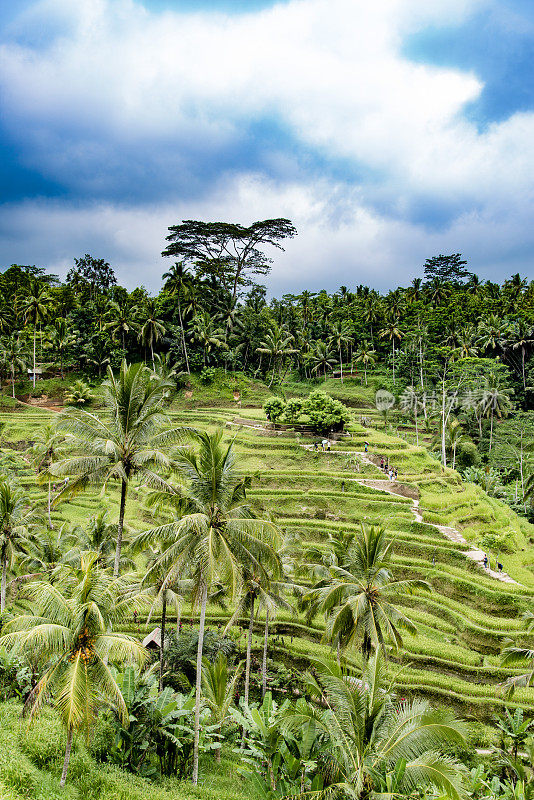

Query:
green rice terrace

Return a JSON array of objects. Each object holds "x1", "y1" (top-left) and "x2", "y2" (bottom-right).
[{"x1": 1, "y1": 371, "x2": 533, "y2": 799}]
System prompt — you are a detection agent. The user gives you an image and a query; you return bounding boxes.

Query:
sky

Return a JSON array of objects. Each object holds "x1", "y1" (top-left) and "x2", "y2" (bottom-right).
[{"x1": 1, "y1": 0, "x2": 534, "y2": 295}]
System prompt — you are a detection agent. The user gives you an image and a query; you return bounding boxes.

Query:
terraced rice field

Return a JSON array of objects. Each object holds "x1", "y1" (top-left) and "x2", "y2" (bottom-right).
[{"x1": 2, "y1": 388, "x2": 534, "y2": 736}]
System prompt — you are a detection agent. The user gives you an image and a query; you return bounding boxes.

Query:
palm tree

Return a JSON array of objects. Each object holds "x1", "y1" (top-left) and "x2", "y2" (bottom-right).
[
  {"x1": 30, "y1": 423, "x2": 64, "y2": 529},
  {"x1": 509, "y1": 318, "x2": 534, "y2": 390},
  {"x1": 311, "y1": 341, "x2": 336, "y2": 381},
  {"x1": 379, "y1": 318, "x2": 404, "y2": 385},
  {"x1": 285, "y1": 651, "x2": 467, "y2": 800},
  {"x1": 353, "y1": 341, "x2": 376, "y2": 386},
  {"x1": 256, "y1": 324, "x2": 299, "y2": 387},
  {"x1": 0, "y1": 552, "x2": 146, "y2": 786},
  {"x1": 432, "y1": 418, "x2": 466, "y2": 470},
  {"x1": 192, "y1": 311, "x2": 227, "y2": 365},
  {"x1": 362, "y1": 297, "x2": 382, "y2": 348},
  {"x1": 138, "y1": 299, "x2": 166, "y2": 369},
  {"x1": 297, "y1": 290, "x2": 317, "y2": 328},
  {"x1": 49, "y1": 318, "x2": 74, "y2": 378},
  {"x1": 202, "y1": 653, "x2": 244, "y2": 762},
  {"x1": 162, "y1": 262, "x2": 192, "y2": 373},
  {"x1": 106, "y1": 300, "x2": 139, "y2": 354},
  {"x1": 1, "y1": 334, "x2": 26, "y2": 398},
  {"x1": 23, "y1": 279, "x2": 49, "y2": 388},
  {"x1": 399, "y1": 385, "x2": 421, "y2": 445},
  {"x1": 315, "y1": 524, "x2": 429, "y2": 663},
  {"x1": 0, "y1": 480, "x2": 41, "y2": 613},
  {"x1": 452, "y1": 325, "x2": 479, "y2": 360},
  {"x1": 131, "y1": 429, "x2": 280, "y2": 785},
  {"x1": 478, "y1": 313, "x2": 508, "y2": 355},
  {"x1": 50, "y1": 361, "x2": 187, "y2": 577},
  {"x1": 328, "y1": 321, "x2": 352, "y2": 383},
  {"x1": 481, "y1": 372, "x2": 513, "y2": 452}
]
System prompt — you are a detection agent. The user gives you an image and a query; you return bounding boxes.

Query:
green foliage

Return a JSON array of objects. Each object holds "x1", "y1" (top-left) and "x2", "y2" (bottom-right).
[
  {"x1": 263, "y1": 396, "x2": 285, "y2": 422},
  {"x1": 303, "y1": 390, "x2": 351, "y2": 433},
  {"x1": 282, "y1": 397, "x2": 304, "y2": 423},
  {"x1": 65, "y1": 379, "x2": 93, "y2": 406},
  {"x1": 0, "y1": 646, "x2": 32, "y2": 700},
  {"x1": 199, "y1": 366, "x2": 217, "y2": 384}
]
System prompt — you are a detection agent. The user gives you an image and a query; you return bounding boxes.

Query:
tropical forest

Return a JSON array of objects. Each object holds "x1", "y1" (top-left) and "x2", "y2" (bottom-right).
[{"x1": 0, "y1": 226, "x2": 533, "y2": 800}]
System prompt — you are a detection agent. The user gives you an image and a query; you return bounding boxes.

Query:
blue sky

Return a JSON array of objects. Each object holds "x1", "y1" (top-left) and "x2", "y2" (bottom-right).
[{"x1": 1, "y1": 0, "x2": 534, "y2": 293}]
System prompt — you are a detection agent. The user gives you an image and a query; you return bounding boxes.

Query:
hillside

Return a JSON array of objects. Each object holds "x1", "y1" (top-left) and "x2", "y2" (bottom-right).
[{"x1": 2, "y1": 375, "x2": 533, "y2": 736}]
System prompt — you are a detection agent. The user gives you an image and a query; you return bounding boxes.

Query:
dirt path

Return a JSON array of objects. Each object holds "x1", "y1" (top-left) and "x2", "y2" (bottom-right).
[
  {"x1": 349, "y1": 451, "x2": 522, "y2": 586},
  {"x1": 14, "y1": 398, "x2": 62, "y2": 413}
]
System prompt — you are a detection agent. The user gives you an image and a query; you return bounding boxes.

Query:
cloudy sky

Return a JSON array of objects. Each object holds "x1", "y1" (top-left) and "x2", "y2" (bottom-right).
[{"x1": 1, "y1": 0, "x2": 534, "y2": 294}]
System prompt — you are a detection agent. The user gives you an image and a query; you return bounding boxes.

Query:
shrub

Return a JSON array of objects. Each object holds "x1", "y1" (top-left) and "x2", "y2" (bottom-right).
[
  {"x1": 456, "y1": 441, "x2": 480, "y2": 469},
  {"x1": 263, "y1": 396, "x2": 286, "y2": 422},
  {"x1": 303, "y1": 390, "x2": 351, "y2": 433},
  {"x1": 65, "y1": 379, "x2": 93, "y2": 406},
  {"x1": 200, "y1": 366, "x2": 217, "y2": 384},
  {"x1": 283, "y1": 397, "x2": 304, "y2": 423}
]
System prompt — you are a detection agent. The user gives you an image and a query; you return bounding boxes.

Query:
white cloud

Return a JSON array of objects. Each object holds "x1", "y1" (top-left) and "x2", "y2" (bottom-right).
[
  {"x1": 1, "y1": 0, "x2": 534, "y2": 288},
  {"x1": 2, "y1": 172, "x2": 532, "y2": 296}
]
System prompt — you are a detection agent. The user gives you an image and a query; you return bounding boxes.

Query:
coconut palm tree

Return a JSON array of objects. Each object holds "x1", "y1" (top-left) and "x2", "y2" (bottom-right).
[
  {"x1": 50, "y1": 361, "x2": 187, "y2": 577},
  {"x1": 379, "y1": 318, "x2": 404, "y2": 385},
  {"x1": 481, "y1": 372, "x2": 513, "y2": 452},
  {"x1": 256, "y1": 324, "x2": 299, "y2": 387},
  {"x1": 1, "y1": 334, "x2": 26, "y2": 398},
  {"x1": 328, "y1": 321, "x2": 352, "y2": 383},
  {"x1": 477, "y1": 313, "x2": 509, "y2": 355},
  {"x1": 311, "y1": 341, "x2": 336, "y2": 381},
  {"x1": 30, "y1": 423, "x2": 65, "y2": 529},
  {"x1": 138, "y1": 299, "x2": 166, "y2": 369},
  {"x1": 49, "y1": 318, "x2": 74, "y2": 378},
  {"x1": 0, "y1": 480, "x2": 41, "y2": 613},
  {"x1": 284, "y1": 651, "x2": 467, "y2": 800},
  {"x1": 131, "y1": 429, "x2": 280, "y2": 785},
  {"x1": 353, "y1": 341, "x2": 376, "y2": 386},
  {"x1": 23, "y1": 279, "x2": 50, "y2": 388},
  {"x1": 162, "y1": 262, "x2": 192, "y2": 373},
  {"x1": 192, "y1": 311, "x2": 227, "y2": 365},
  {"x1": 0, "y1": 552, "x2": 146, "y2": 786},
  {"x1": 314, "y1": 524, "x2": 429, "y2": 663},
  {"x1": 106, "y1": 300, "x2": 139, "y2": 354},
  {"x1": 509, "y1": 318, "x2": 534, "y2": 390}
]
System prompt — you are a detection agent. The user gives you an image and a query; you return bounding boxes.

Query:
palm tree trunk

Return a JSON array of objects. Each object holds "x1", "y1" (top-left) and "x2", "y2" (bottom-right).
[
  {"x1": 364, "y1": 363, "x2": 367, "y2": 386},
  {"x1": 192, "y1": 581, "x2": 207, "y2": 786},
  {"x1": 489, "y1": 410, "x2": 494, "y2": 452},
  {"x1": 392, "y1": 338, "x2": 395, "y2": 385},
  {"x1": 177, "y1": 298, "x2": 190, "y2": 374},
  {"x1": 339, "y1": 346, "x2": 343, "y2": 383},
  {"x1": 60, "y1": 727, "x2": 74, "y2": 787},
  {"x1": 244, "y1": 598, "x2": 254, "y2": 706},
  {"x1": 262, "y1": 609, "x2": 269, "y2": 698},
  {"x1": 11, "y1": 365, "x2": 15, "y2": 398},
  {"x1": 159, "y1": 592, "x2": 167, "y2": 691},
  {"x1": 60, "y1": 348, "x2": 64, "y2": 379},
  {"x1": 414, "y1": 402, "x2": 419, "y2": 446},
  {"x1": 151, "y1": 342, "x2": 155, "y2": 371},
  {"x1": 522, "y1": 347, "x2": 526, "y2": 389},
  {"x1": 33, "y1": 329, "x2": 37, "y2": 389},
  {"x1": 48, "y1": 481, "x2": 53, "y2": 529},
  {"x1": 1, "y1": 554, "x2": 7, "y2": 613},
  {"x1": 113, "y1": 479, "x2": 128, "y2": 578}
]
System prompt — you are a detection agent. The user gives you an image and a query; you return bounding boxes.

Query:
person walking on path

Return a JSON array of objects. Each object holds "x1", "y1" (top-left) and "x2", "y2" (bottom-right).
[
  {"x1": 380, "y1": 457, "x2": 384, "y2": 470},
  {"x1": 483, "y1": 554, "x2": 488, "y2": 570}
]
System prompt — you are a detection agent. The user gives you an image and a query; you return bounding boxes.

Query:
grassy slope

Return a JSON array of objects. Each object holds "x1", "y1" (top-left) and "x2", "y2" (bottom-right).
[{"x1": 1, "y1": 373, "x2": 534, "y2": 794}]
